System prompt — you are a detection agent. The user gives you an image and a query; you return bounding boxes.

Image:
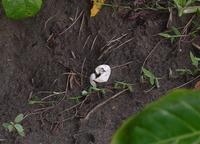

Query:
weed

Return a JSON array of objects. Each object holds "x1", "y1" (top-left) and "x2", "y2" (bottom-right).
[
  {"x1": 190, "y1": 51, "x2": 200, "y2": 68},
  {"x1": 69, "y1": 86, "x2": 107, "y2": 103},
  {"x1": 81, "y1": 86, "x2": 107, "y2": 96},
  {"x1": 141, "y1": 67, "x2": 160, "y2": 88},
  {"x1": 176, "y1": 51, "x2": 200, "y2": 76},
  {"x1": 114, "y1": 81, "x2": 134, "y2": 92},
  {"x1": 159, "y1": 26, "x2": 182, "y2": 44},
  {"x1": 159, "y1": 25, "x2": 200, "y2": 42},
  {"x1": 28, "y1": 95, "x2": 55, "y2": 105},
  {"x1": 69, "y1": 96, "x2": 83, "y2": 103},
  {"x1": 2, "y1": 114, "x2": 25, "y2": 137},
  {"x1": 173, "y1": 0, "x2": 200, "y2": 16}
]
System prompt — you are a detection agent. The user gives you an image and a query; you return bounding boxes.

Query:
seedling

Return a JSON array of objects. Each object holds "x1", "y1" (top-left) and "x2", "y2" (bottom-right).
[
  {"x1": 173, "y1": 0, "x2": 200, "y2": 16},
  {"x1": 190, "y1": 51, "x2": 200, "y2": 68},
  {"x1": 176, "y1": 51, "x2": 200, "y2": 76},
  {"x1": 81, "y1": 86, "x2": 107, "y2": 96},
  {"x1": 159, "y1": 26, "x2": 182, "y2": 44},
  {"x1": 28, "y1": 95, "x2": 55, "y2": 105},
  {"x1": 2, "y1": 114, "x2": 25, "y2": 137},
  {"x1": 141, "y1": 67, "x2": 160, "y2": 88},
  {"x1": 69, "y1": 96, "x2": 83, "y2": 103},
  {"x1": 159, "y1": 23, "x2": 200, "y2": 43},
  {"x1": 114, "y1": 81, "x2": 134, "y2": 92},
  {"x1": 69, "y1": 86, "x2": 107, "y2": 103}
]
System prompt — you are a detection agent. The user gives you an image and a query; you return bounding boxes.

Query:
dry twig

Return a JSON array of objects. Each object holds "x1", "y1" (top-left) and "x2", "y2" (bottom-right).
[{"x1": 84, "y1": 89, "x2": 128, "y2": 120}]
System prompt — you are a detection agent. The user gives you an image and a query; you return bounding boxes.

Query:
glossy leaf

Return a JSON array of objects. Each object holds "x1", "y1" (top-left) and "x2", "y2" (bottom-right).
[
  {"x1": 112, "y1": 90, "x2": 200, "y2": 144},
  {"x1": 2, "y1": 0, "x2": 42, "y2": 20}
]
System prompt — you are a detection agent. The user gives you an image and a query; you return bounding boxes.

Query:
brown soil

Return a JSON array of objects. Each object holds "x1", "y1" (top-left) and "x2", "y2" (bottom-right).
[{"x1": 0, "y1": 0, "x2": 198, "y2": 144}]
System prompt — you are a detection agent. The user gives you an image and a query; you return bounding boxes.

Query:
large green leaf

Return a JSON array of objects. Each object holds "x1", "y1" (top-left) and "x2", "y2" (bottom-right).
[
  {"x1": 2, "y1": 0, "x2": 43, "y2": 20},
  {"x1": 111, "y1": 90, "x2": 200, "y2": 144}
]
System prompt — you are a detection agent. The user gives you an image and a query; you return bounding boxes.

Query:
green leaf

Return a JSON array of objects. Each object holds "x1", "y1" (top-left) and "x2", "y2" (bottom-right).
[
  {"x1": 14, "y1": 124, "x2": 24, "y2": 133},
  {"x1": 2, "y1": 123, "x2": 10, "y2": 129},
  {"x1": 3, "y1": 123, "x2": 14, "y2": 132},
  {"x1": 112, "y1": 89, "x2": 200, "y2": 144},
  {"x1": 18, "y1": 131, "x2": 25, "y2": 137},
  {"x1": 183, "y1": 6, "x2": 200, "y2": 14},
  {"x1": 172, "y1": 26, "x2": 181, "y2": 35},
  {"x1": 2, "y1": 0, "x2": 43, "y2": 20},
  {"x1": 8, "y1": 124, "x2": 14, "y2": 132},
  {"x1": 158, "y1": 33, "x2": 172, "y2": 38},
  {"x1": 142, "y1": 67, "x2": 155, "y2": 79},
  {"x1": 14, "y1": 114, "x2": 24, "y2": 123},
  {"x1": 190, "y1": 51, "x2": 199, "y2": 68},
  {"x1": 149, "y1": 77, "x2": 155, "y2": 85}
]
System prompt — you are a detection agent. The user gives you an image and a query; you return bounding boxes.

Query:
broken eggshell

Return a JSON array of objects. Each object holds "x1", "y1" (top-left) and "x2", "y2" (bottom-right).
[{"x1": 90, "y1": 64, "x2": 111, "y2": 87}]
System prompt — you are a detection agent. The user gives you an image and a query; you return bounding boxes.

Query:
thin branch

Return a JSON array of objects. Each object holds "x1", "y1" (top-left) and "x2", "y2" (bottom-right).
[
  {"x1": 141, "y1": 40, "x2": 163, "y2": 71},
  {"x1": 173, "y1": 75, "x2": 200, "y2": 89},
  {"x1": 84, "y1": 89, "x2": 128, "y2": 120}
]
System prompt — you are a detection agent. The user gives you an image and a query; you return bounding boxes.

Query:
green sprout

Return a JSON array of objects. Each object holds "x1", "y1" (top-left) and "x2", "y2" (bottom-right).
[
  {"x1": 173, "y1": 0, "x2": 200, "y2": 16},
  {"x1": 141, "y1": 67, "x2": 160, "y2": 88},
  {"x1": 114, "y1": 81, "x2": 134, "y2": 92},
  {"x1": 81, "y1": 86, "x2": 107, "y2": 96},
  {"x1": 159, "y1": 26, "x2": 182, "y2": 44},
  {"x1": 190, "y1": 51, "x2": 200, "y2": 68},
  {"x1": 176, "y1": 51, "x2": 200, "y2": 76},
  {"x1": 69, "y1": 96, "x2": 83, "y2": 103},
  {"x1": 2, "y1": 114, "x2": 25, "y2": 137},
  {"x1": 69, "y1": 86, "x2": 107, "y2": 103}
]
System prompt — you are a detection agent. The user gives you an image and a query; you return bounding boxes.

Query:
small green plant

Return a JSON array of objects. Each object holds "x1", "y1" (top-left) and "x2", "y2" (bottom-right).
[
  {"x1": 190, "y1": 51, "x2": 200, "y2": 68},
  {"x1": 69, "y1": 96, "x2": 83, "y2": 103},
  {"x1": 28, "y1": 95, "x2": 55, "y2": 105},
  {"x1": 2, "y1": 114, "x2": 25, "y2": 137},
  {"x1": 2, "y1": 0, "x2": 43, "y2": 20},
  {"x1": 159, "y1": 26, "x2": 182, "y2": 44},
  {"x1": 141, "y1": 67, "x2": 160, "y2": 88},
  {"x1": 69, "y1": 86, "x2": 107, "y2": 103},
  {"x1": 28, "y1": 95, "x2": 43, "y2": 105},
  {"x1": 159, "y1": 25, "x2": 200, "y2": 44},
  {"x1": 114, "y1": 81, "x2": 134, "y2": 92},
  {"x1": 173, "y1": 0, "x2": 200, "y2": 16},
  {"x1": 81, "y1": 86, "x2": 107, "y2": 96},
  {"x1": 176, "y1": 51, "x2": 200, "y2": 76}
]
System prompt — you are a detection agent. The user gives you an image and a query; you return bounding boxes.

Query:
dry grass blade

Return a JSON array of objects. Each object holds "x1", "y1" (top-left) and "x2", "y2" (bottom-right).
[{"x1": 59, "y1": 11, "x2": 84, "y2": 36}]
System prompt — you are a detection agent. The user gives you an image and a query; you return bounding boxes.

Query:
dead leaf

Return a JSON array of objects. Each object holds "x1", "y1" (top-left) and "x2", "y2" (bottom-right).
[
  {"x1": 90, "y1": 0, "x2": 105, "y2": 17},
  {"x1": 194, "y1": 81, "x2": 200, "y2": 90}
]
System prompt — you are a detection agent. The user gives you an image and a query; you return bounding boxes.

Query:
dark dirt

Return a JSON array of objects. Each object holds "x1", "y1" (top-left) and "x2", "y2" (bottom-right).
[{"x1": 0, "y1": 0, "x2": 198, "y2": 144}]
